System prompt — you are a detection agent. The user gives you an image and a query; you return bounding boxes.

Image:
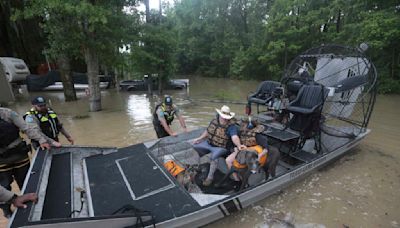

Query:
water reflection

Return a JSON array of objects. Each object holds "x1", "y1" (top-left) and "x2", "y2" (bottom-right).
[{"x1": 126, "y1": 94, "x2": 153, "y2": 126}]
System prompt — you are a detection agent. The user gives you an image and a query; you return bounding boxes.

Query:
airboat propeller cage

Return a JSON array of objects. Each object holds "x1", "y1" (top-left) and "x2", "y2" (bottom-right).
[{"x1": 282, "y1": 44, "x2": 378, "y2": 138}]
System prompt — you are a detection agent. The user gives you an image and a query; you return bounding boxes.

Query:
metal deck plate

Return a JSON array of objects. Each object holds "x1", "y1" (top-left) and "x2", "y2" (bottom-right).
[
  {"x1": 41, "y1": 153, "x2": 72, "y2": 219},
  {"x1": 291, "y1": 150, "x2": 320, "y2": 162},
  {"x1": 263, "y1": 126, "x2": 300, "y2": 142},
  {"x1": 84, "y1": 144, "x2": 200, "y2": 222}
]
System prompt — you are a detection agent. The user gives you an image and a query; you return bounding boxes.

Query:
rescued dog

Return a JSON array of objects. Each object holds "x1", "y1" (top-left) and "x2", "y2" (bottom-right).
[
  {"x1": 163, "y1": 157, "x2": 202, "y2": 193},
  {"x1": 176, "y1": 164, "x2": 202, "y2": 193},
  {"x1": 215, "y1": 146, "x2": 280, "y2": 191}
]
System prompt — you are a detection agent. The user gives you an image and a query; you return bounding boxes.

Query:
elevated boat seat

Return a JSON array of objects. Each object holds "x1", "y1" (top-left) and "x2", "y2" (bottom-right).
[
  {"x1": 286, "y1": 84, "x2": 328, "y2": 153},
  {"x1": 248, "y1": 80, "x2": 281, "y2": 114}
]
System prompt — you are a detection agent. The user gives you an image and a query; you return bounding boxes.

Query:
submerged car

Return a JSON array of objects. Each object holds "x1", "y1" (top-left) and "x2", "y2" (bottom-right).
[{"x1": 119, "y1": 78, "x2": 188, "y2": 91}]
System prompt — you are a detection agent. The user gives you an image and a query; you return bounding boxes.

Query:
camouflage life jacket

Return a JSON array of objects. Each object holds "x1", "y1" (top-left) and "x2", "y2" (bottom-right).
[
  {"x1": 0, "y1": 117, "x2": 20, "y2": 148},
  {"x1": 239, "y1": 124, "x2": 265, "y2": 147},
  {"x1": 207, "y1": 118, "x2": 235, "y2": 148}
]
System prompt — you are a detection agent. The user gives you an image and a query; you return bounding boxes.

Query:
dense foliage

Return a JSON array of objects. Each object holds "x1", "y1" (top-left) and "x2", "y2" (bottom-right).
[
  {"x1": 12, "y1": 0, "x2": 140, "y2": 110},
  {"x1": 1, "y1": 0, "x2": 399, "y2": 94},
  {"x1": 169, "y1": 0, "x2": 400, "y2": 93}
]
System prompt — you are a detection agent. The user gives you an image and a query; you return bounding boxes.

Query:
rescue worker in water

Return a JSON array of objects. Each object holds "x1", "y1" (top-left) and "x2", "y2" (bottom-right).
[
  {"x1": 24, "y1": 96, "x2": 74, "y2": 148},
  {"x1": 152, "y1": 96, "x2": 188, "y2": 138},
  {"x1": 0, "y1": 107, "x2": 60, "y2": 217}
]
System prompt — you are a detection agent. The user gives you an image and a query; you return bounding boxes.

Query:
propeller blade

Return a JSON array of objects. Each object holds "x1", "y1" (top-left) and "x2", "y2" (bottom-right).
[{"x1": 333, "y1": 75, "x2": 367, "y2": 93}]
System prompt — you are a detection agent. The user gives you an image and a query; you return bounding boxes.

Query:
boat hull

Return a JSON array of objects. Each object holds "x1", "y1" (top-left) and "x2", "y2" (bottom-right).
[
  {"x1": 156, "y1": 130, "x2": 369, "y2": 228},
  {"x1": 9, "y1": 129, "x2": 369, "y2": 228}
]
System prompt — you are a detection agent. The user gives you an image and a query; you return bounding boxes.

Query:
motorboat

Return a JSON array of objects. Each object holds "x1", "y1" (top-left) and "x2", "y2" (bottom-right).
[{"x1": 9, "y1": 44, "x2": 377, "y2": 228}]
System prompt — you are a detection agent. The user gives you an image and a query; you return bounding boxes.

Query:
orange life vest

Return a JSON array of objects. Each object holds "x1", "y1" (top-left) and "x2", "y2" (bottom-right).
[
  {"x1": 232, "y1": 145, "x2": 267, "y2": 169},
  {"x1": 164, "y1": 160, "x2": 185, "y2": 177}
]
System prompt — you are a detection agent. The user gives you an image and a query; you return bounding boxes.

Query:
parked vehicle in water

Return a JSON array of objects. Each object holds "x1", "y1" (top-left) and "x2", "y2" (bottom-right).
[
  {"x1": 9, "y1": 44, "x2": 377, "y2": 228},
  {"x1": 119, "y1": 77, "x2": 188, "y2": 91},
  {"x1": 25, "y1": 71, "x2": 112, "y2": 91},
  {"x1": 0, "y1": 57, "x2": 30, "y2": 83}
]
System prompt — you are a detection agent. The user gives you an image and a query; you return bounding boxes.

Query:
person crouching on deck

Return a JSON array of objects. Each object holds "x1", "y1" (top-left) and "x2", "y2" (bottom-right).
[
  {"x1": 226, "y1": 117, "x2": 280, "y2": 181},
  {"x1": 192, "y1": 105, "x2": 246, "y2": 186}
]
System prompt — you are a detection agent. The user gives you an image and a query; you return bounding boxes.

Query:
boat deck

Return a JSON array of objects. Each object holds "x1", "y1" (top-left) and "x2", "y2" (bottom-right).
[
  {"x1": 85, "y1": 144, "x2": 201, "y2": 221},
  {"x1": 9, "y1": 124, "x2": 362, "y2": 228}
]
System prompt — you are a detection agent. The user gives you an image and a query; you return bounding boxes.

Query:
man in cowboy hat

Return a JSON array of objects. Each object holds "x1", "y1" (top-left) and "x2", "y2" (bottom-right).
[
  {"x1": 152, "y1": 95, "x2": 188, "y2": 138},
  {"x1": 193, "y1": 105, "x2": 246, "y2": 186}
]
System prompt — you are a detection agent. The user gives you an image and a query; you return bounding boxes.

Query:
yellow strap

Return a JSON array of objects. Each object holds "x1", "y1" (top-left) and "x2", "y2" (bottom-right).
[{"x1": 0, "y1": 157, "x2": 30, "y2": 172}]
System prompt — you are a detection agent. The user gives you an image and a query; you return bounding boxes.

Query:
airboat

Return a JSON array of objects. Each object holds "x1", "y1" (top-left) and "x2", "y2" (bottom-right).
[{"x1": 9, "y1": 44, "x2": 377, "y2": 228}]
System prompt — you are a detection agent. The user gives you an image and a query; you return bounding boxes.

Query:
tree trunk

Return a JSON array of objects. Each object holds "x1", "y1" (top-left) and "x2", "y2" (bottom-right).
[
  {"x1": 391, "y1": 48, "x2": 396, "y2": 79},
  {"x1": 159, "y1": 0, "x2": 162, "y2": 23},
  {"x1": 0, "y1": 2, "x2": 14, "y2": 56},
  {"x1": 114, "y1": 67, "x2": 120, "y2": 90},
  {"x1": 57, "y1": 54, "x2": 77, "y2": 101},
  {"x1": 284, "y1": 42, "x2": 288, "y2": 69},
  {"x1": 144, "y1": 0, "x2": 150, "y2": 23},
  {"x1": 158, "y1": 73, "x2": 163, "y2": 94},
  {"x1": 84, "y1": 47, "x2": 101, "y2": 112},
  {"x1": 336, "y1": 9, "x2": 341, "y2": 33}
]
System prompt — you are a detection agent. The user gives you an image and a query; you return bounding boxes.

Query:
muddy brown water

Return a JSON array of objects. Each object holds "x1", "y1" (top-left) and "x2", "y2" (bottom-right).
[{"x1": 2, "y1": 77, "x2": 400, "y2": 228}]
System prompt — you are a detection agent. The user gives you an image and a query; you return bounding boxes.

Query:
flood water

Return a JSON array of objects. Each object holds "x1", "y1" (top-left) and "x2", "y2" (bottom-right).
[{"x1": 4, "y1": 76, "x2": 400, "y2": 228}]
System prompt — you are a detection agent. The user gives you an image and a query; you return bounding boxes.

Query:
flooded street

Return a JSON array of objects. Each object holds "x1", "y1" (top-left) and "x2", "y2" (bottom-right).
[{"x1": 4, "y1": 77, "x2": 400, "y2": 227}]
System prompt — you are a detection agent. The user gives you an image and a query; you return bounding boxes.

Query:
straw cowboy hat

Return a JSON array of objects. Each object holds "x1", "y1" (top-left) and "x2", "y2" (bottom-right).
[{"x1": 216, "y1": 105, "x2": 235, "y2": 120}]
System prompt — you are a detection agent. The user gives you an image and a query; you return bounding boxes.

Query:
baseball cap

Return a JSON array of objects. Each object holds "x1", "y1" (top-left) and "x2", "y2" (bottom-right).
[
  {"x1": 164, "y1": 96, "x2": 173, "y2": 106},
  {"x1": 31, "y1": 96, "x2": 46, "y2": 105}
]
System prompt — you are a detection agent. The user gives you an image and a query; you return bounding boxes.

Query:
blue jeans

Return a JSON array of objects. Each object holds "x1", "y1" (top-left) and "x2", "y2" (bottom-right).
[{"x1": 193, "y1": 140, "x2": 227, "y2": 161}]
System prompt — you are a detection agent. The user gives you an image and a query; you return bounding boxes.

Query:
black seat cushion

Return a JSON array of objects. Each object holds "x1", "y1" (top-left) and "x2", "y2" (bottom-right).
[{"x1": 248, "y1": 81, "x2": 280, "y2": 104}]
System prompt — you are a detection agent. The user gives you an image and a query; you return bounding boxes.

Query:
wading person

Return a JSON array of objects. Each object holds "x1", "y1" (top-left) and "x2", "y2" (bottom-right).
[
  {"x1": 0, "y1": 107, "x2": 59, "y2": 217},
  {"x1": 192, "y1": 105, "x2": 246, "y2": 186},
  {"x1": 25, "y1": 96, "x2": 74, "y2": 148},
  {"x1": 152, "y1": 96, "x2": 188, "y2": 138}
]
